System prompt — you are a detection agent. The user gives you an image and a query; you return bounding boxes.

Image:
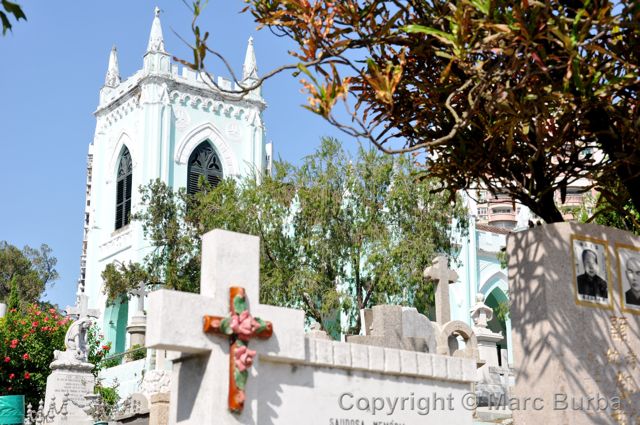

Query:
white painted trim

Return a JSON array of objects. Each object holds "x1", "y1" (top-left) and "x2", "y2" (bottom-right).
[
  {"x1": 479, "y1": 271, "x2": 509, "y2": 297},
  {"x1": 107, "y1": 132, "x2": 138, "y2": 184},
  {"x1": 174, "y1": 122, "x2": 238, "y2": 176}
]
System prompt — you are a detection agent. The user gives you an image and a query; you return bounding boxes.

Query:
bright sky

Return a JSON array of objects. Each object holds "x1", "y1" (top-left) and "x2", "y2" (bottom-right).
[{"x1": 0, "y1": 1, "x2": 345, "y2": 309}]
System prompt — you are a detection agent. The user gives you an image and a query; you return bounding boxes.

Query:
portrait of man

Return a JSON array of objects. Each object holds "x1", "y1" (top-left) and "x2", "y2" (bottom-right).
[
  {"x1": 617, "y1": 246, "x2": 640, "y2": 313},
  {"x1": 624, "y1": 257, "x2": 640, "y2": 306},
  {"x1": 572, "y1": 237, "x2": 610, "y2": 306},
  {"x1": 577, "y1": 248, "x2": 608, "y2": 299}
]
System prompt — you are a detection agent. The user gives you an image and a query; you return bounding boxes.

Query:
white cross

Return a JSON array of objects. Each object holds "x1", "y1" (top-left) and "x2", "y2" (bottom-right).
[
  {"x1": 423, "y1": 255, "x2": 458, "y2": 325},
  {"x1": 147, "y1": 229, "x2": 305, "y2": 424},
  {"x1": 66, "y1": 293, "x2": 100, "y2": 320}
]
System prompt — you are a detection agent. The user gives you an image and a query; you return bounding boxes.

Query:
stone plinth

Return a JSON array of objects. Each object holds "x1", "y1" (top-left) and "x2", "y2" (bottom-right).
[
  {"x1": 127, "y1": 313, "x2": 147, "y2": 348},
  {"x1": 44, "y1": 358, "x2": 94, "y2": 425},
  {"x1": 508, "y1": 223, "x2": 640, "y2": 424},
  {"x1": 149, "y1": 393, "x2": 170, "y2": 425}
]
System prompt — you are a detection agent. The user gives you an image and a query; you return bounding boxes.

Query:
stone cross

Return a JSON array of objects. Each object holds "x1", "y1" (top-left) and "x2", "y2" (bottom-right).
[
  {"x1": 423, "y1": 255, "x2": 458, "y2": 324},
  {"x1": 146, "y1": 229, "x2": 304, "y2": 424},
  {"x1": 131, "y1": 283, "x2": 147, "y2": 314},
  {"x1": 65, "y1": 293, "x2": 99, "y2": 320}
]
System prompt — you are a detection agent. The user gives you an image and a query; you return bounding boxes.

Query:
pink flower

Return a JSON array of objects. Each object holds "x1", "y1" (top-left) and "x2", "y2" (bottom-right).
[
  {"x1": 234, "y1": 345, "x2": 256, "y2": 372},
  {"x1": 230, "y1": 311, "x2": 261, "y2": 342},
  {"x1": 10, "y1": 339, "x2": 18, "y2": 349},
  {"x1": 4, "y1": 357, "x2": 10, "y2": 363},
  {"x1": 24, "y1": 372, "x2": 30, "y2": 379},
  {"x1": 35, "y1": 311, "x2": 41, "y2": 316},
  {"x1": 32, "y1": 321, "x2": 39, "y2": 327},
  {"x1": 49, "y1": 308, "x2": 56, "y2": 314},
  {"x1": 8, "y1": 373, "x2": 15, "y2": 380},
  {"x1": 22, "y1": 353, "x2": 29, "y2": 361}
]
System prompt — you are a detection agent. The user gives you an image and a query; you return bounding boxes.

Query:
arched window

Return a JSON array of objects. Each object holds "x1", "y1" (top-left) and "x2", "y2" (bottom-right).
[
  {"x1": 115, "y1": 147, "x2": 132, "y2": 230},
  {"x1": 187, "y1": 141, "x2": 223, "y2": 195}
]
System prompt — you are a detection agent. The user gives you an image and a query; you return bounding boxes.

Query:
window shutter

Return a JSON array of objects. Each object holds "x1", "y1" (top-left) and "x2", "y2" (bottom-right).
[
  {"x1": 115, "y1": 148, "x2": 133, "y2": 230},
  {"x1": 187, "y1": 141, "x2": 223, "y2": 195}
]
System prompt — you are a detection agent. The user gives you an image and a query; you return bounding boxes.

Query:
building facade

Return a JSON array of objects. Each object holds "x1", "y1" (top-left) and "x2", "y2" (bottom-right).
[{"x1": 79, "y1": 8, "x2": 271, "y2": 358}]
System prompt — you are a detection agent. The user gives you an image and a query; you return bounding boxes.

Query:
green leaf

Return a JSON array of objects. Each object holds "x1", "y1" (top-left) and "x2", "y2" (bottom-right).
[
  {"x1": 254, "y1": 317, "x2": 267, "y2": 333},
  {"x1": 233, "y1": 294, "x2": 247, "y2": 313},
  {"x1": 234, "y1": 369, "x2": 248, "y2": 390},
  {"x1": 402, "y1": 25, "x2": 456, "y2": 46},
  {"x1": 470, "y1": 0, "x2": 490, "y2": 15},
  {"x1": 220, "y1": 317, "x2": 232, "y2": 335}
]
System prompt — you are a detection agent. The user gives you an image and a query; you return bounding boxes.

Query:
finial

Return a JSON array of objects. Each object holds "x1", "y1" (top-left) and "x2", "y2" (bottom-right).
[
  {"x1": 243, "y1": 36, "x2": 258, "y2": 80},
  {"x1": 104, "y1": 45, "x2": 121, "y2": 88},
  {"x1": 147, "y1": 6, "x2": 166, "y2": 53}
]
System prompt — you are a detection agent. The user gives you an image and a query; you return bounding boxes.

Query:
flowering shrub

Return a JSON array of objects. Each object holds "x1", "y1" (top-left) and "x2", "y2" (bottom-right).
[{"x1": 0, "y1": 305, "x2": 70, "y2": 405}]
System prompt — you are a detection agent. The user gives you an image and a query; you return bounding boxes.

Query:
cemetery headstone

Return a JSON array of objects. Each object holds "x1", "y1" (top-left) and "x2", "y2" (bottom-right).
[
  {"x1": 470, "y1": 294, "x2": 510, "y2": 407},
  {"x1": 147, "y1": 229, "x2": 479, "y2": 425},
  {"x1": 44, "y1": 293, "x2": 98, "y2": 425},
  {"x1": 508, "y1": 223, "x2": 640, "y2": 425}
]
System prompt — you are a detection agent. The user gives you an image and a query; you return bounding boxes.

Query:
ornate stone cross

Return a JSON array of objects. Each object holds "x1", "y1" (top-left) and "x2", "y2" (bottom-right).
[
  {"x1": 423, "y1": 255, "x2": 458, "y2": 324},
  {"x1": 147, "y1": 229, "x2": 304, "y2": 424},
  {"x1": 203, "y1": 287, "x2": 273, "y2": 413},
  {"x1": 65, "y1": 293, "x2": 99, "y2": 320}
]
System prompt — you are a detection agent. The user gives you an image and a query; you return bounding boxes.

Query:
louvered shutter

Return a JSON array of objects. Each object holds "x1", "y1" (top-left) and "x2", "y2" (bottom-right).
[{"x1": 187, "y1": 141, "x2": 223, "y2": 195}]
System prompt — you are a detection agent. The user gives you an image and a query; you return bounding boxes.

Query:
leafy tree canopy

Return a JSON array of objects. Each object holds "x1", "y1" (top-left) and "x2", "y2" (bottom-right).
[
  {"x1": 184, "y1": 0, "x2": 639, "y2": 226},
  {"x1": 103, "y1": 138, "x2": 467, "y2": 335},
  {"x1": 0, "y1": 242, "x2": 58, "y2": 309}
]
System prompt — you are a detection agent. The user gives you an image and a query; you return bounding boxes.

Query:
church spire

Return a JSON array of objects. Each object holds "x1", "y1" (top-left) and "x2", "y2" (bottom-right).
[
  {"x1": 242, "y1": 36, "x2": 259, "y2": 81},
  {"x1": 147, "y1": 6, "x2": 166, "y2": 53},
  {"x1": 104, "y1": 45, "x2": 121, "y2": 88}
]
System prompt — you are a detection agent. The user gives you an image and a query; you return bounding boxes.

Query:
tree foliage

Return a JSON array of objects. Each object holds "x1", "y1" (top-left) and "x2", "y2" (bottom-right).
[
  {"x1": 0, "y1": 305, "x2": 70, "y2": 405},
  {"x1": 185, "y1": 0, "x2": 639, "y2": 226},
  {"x1": 103, "y1": 138, "x2": 467, "y2": 334},
  {"x1": 0, "y1": 0, "x2": 25, "y2": 35},
  {"x1": 0, "y1": 242, "x2": 58, "y2": 309}
]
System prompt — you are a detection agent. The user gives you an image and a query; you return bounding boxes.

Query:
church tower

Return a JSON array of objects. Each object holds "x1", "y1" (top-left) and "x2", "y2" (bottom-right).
[{"x1": 79, "y1": 8, "x2": 272, "y2": 355}]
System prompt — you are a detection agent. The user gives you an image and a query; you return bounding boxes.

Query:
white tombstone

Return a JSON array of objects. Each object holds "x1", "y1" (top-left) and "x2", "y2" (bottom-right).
[
  {"x1": 0, "y1": 302, "x2": 6, "y2": 318},
  {"x1": 148, "y1": 229, "x2": 477, "y2": 425},
  {"x1": 147, "y1": 230, "x2": 305, "y2": 424},
  {"x1": 44, "y1": 293, "x2": 99, "y2": 425}
]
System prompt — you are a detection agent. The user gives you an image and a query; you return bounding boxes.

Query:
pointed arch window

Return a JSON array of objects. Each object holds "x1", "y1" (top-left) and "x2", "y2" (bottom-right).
[
  {"x1": 115, "y1": 147, "x2": 132, "y2": 230},
  {"x1": 187, "y1": 141, "x2": 223, "y2": 195}
]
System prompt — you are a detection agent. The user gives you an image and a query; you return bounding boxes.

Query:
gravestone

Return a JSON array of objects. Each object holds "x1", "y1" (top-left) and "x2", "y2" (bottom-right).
[
  {"x1": 470, "y1": 294, "x2": 510, "y2": 408},
  {"x1": 147, "y1": 229, "x2": 478, "y2": 425},
  {"x1": 348, "y1": 305, "x2": 438, "y2": 352},
  {"x1": 44, "y1": 293, "x2": 98, "y2": 425},
  {"x1": 508, "y1": 223, "x2": 640, "y2": 425}
]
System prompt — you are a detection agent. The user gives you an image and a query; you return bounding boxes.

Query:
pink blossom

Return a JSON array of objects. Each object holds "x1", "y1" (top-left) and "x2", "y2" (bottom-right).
[
  {"x1": 24, "y1": 372, "x2": 30, "y2": 380},
  {"x1": 9, "y1": 339, "x2": 18, "y2": 349},
  {"x1": 230, "y1": 311, "x2": 262, "y2": 342},
  {"x1": 234, "y1": 345, "x2": 256, "y2": 372},
  {"x1": 22, "y1": 353, "x2": 29, "y2": 361},
  {"x1": 8, "y1": 373, "x2": 15, "y2": 380},
  {"x1": 4, "y1": 357, "x2": 10, "y2": 363}
]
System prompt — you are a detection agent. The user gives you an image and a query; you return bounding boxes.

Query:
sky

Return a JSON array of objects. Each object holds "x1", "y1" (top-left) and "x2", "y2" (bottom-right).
[{"x1": 0, "y1": 1, "x2": 346, "y2": 309}]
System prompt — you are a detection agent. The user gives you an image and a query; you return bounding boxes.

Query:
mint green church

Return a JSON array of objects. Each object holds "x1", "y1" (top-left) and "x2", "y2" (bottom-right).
[{"x1": 78, "y1": 8, "x2": 271, "y2": 366}]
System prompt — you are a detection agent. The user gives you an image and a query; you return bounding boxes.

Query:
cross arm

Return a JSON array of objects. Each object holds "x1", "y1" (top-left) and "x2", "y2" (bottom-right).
[{"x1": 147, "y1": 289, "x2": 225, "y2": 354}]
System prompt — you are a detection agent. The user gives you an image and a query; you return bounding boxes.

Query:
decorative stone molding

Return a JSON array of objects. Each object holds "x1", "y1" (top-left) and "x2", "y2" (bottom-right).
[
  {"x1": 303, "y1": 337, "x2": 477, "y2": 383},
  {"x1": 106, "y1": 132, "x2": 138, "y2": 184},
  {"x1": 169, "y1": 90, "x2": 260, "y2": 121},
  {"x1": 98, "y1": 228, "x2": 133, "y2": 260},
  {"x1": 139, "y1": 370, "x2": 172, "y2": 399},
  {"x1": 174, "y1": 122, "x2": 239, "y2": 176},
  {"x1": 103, "y1": 96, "x2": 140, "y2": 127}
]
